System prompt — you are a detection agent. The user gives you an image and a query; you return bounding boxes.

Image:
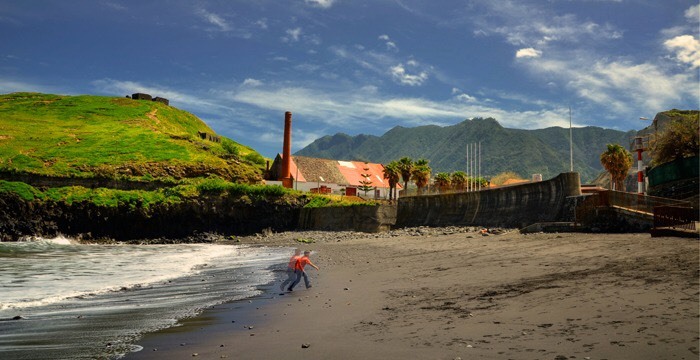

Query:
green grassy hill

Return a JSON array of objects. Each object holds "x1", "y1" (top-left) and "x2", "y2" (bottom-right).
[{"x1": 0, "y1": 92, "x2": 264, "y2": 183}]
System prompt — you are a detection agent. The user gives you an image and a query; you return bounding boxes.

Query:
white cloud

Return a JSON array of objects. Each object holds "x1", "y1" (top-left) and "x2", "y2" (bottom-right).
[
  {"x1": 386, "y1": 41, "x2": 398, "y2": 51},
  {"x1": 197, "y1": 8, "x2": 230, "y2": 32},
  {"x1": 283, "y1": 27, "x2": 302, "y2": 42},
  {"x1": 242, "y1": 78, "x2": 263, "y2": 87},
  {"x1": 516, "y1": 48, "x2": 542, "y2": 58},
  {"x1": 102, "y1": 1, "x2": 127, "y2": 11},
  {"x1": 664, "y1": 35, "x2": 700, "y2": 69},
  {"x1": 685, "y1": 4, "x2": 699, "y2": 21},
  {"x1": 305, "y1": 0, "x2": 336, "y2": 9},
  {"x1": 523, "y1": 56, "x2": 696, "y2": 114},
  {"x1": 378, "y1": 34, "x2": 398, "y2": 51},
  {"x1": 255, "y1": 18, "x2": 268, "y2": 30},
  {"x1": 92, "y1": 79, "x2": 231, "y2": 117},
  {"x1": 390, "y1": 64, "x2": 428, "y2": 86},
  {"x1": 476, "y1": 3, "x2": 623, "y2": 47},
  {"x1": 225, "y1": 83, "x2": 570, "y2": 130},
  {"x1": 0, "y1": 78, "x2": 61, "y2": 94},
  {"x1": 455, "y1": 93, "x2": 477, "y2": 102}
]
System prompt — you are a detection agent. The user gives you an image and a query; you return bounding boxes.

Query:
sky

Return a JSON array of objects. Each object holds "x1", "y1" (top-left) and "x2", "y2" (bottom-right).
[{"x1": 1, "y1": 0, "x2": 698, "y2": 158}]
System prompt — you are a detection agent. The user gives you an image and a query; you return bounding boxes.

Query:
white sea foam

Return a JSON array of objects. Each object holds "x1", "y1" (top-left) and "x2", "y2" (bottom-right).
[{"x1": 0, "y1": 240, "x2": 285, "y2": 314}]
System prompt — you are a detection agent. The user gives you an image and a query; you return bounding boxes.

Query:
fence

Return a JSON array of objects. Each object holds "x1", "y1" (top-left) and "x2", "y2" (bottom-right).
[
  {"x1": 653, "y1": 206, "x2": 698, "y2": 231},
  {"x1": 575, "y1": 190, "x2": 697, "y2": 232},
  {"x1": 606, "y1": 190, "x2": 690, "y2": 213}
]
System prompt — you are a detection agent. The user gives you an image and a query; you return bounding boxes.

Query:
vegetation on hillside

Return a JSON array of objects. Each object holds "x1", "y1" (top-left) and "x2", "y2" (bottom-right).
[
  {"x1": 303, "y1": 194, "x2": 376, "y2": 208},
  {"x1": 650, "y1": 112, "x2": 699, "y2": 165},
  {"x1": 0, "y1": 178, "x2": 296, "y2": 209},
  {"x1": 296, "y1": 117, "x2": 634, "y2": 182},
  {"x1": 0, "y1": 92, "x2": 264, "y2": 183}
]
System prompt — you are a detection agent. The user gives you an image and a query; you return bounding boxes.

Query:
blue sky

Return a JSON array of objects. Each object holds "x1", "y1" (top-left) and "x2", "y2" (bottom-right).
[{"x1": 1, "y1": 0, "x2": 698, "y2": 158}]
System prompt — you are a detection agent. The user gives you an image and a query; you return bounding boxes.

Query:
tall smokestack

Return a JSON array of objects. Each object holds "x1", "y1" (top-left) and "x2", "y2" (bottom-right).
[{"x1": 281, "y1": 111, "x2": 293, "y2": 188}]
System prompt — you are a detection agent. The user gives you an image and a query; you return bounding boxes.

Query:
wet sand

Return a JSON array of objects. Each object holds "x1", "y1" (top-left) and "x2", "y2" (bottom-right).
[{"x1": 127, "y1": 230, "x2": 699, "y2": 360}]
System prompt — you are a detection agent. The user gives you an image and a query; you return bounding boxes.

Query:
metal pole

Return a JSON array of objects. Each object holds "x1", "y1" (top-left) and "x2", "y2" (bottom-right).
[
  {"x1": 569, "y1": 106, "x2": 574, "y2": 172},
  {"x1": 466, "y1": 143, "x2": 469, "y2": 192},
  {"x1": 471, "y1": 143, "x2": 475, "y2": 191}
]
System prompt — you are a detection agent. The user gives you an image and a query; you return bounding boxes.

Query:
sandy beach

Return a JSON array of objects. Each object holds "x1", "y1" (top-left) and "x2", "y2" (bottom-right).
[{"x1": 126, "y1": 229, "x2": 699, "y2": 360}]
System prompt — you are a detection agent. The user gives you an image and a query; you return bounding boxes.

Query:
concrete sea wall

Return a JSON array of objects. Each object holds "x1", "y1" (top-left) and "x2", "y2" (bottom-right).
[
  {"x1": 298, "y1": 204, "x2": 397, "y2": 233},
  {"x1": 396, "y1": 172, "x2": 582, "y2": 229}
]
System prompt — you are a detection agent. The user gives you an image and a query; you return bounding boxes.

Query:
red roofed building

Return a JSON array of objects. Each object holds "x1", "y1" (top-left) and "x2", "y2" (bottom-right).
[{"x1": 266, "y1": 154, "x2": 401, "y2": 198}]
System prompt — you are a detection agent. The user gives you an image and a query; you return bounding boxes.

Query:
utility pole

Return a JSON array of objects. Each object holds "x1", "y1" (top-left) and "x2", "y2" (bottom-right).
[
  {"x1": 569, "y1": 106, "x2": 574, "y2": 172},
  {"x1": 466, "y1": 143, "x2": 470, "y2": 192},
  {"x1": 478, "y1": 141, "x2": 481, "y2": 191}
]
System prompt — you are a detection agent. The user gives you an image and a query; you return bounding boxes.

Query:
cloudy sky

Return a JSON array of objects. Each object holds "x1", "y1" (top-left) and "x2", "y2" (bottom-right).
[{"x1": 1, "y1": 0, "x2": 698, "y2": 157}]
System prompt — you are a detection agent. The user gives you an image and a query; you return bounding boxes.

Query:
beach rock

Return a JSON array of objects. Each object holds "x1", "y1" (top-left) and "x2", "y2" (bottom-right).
[
  {"x1": 302, "y1": 343, "x2": 311, "y2": 348},
  {"x1": 12, "y1": 315, "x2": 24, "y2": 320},
  {"x1": 554, "y1": 356, "x2": 567, "y2": 360}
]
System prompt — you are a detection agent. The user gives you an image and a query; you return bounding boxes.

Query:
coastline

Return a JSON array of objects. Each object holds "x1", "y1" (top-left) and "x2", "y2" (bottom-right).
[{"x1": 124, "y1": 229, "x2": 699, "y2": 360}]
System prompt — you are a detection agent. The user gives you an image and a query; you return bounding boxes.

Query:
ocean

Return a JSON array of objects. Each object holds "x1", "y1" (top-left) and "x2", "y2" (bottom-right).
[{"x1": 0, "y1": 237, "x2": 290, "y2": 359}]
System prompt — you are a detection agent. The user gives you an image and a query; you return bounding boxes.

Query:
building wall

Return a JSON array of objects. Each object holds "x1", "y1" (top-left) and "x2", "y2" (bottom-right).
[{"x1": 396, "y1": 172, "x2": 581, "y2": 228}]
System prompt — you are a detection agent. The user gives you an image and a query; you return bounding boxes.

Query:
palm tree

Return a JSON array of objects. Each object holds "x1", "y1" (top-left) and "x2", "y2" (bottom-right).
[
  {"x1": 382, "y1": 161, "x2": 400, "y2": 200},
  {"x1": 415, "y1": 158, "x2": 429, "y2": 167},
  {"x1": 411, "y1": 161, "x2": 432, "y2": 195},
  {"x1": 600, "y1": 144, "x2": 633, "y2": 191},
  {"x1": 434, "y1": 172, "x2": 451, "y2": 193},
  {"x1": 397, "y1": 157, "x2": 414, "y2": 192},
  {"x1": 451, "y1": 171, "x2": 467, "y2": 191}
]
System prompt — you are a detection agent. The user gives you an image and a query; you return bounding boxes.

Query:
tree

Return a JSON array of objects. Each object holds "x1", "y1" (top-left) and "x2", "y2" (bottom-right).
[
  {"x1": 651, "y1": 115, "x2": 699, "y2": 165},
  {"x1": 434, "y1": 172, "x2": 452, "y2": 192},
  {"x1": 600, "y1": 144, "x2": 633, "y2": 191},
  {"x1": 358, "y1": 163, "x2": 374, "y2": 196},
  {"x1": 382, "y1": 161, "x2": 400, "y2": 200},
  {"x1": 411, "y1": 159, "x2": 432, "y2": 195},
  {"x1": 397, "y1": 157, "x2": 414, "y2": 192},
  {"x1": 451, "y1": 171, "x2": 467, "y2": 191}
]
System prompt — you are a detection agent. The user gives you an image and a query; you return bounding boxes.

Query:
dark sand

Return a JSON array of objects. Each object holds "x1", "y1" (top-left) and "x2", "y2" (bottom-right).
[{"x1": 126, "y1": 231, "x2": 699, "y2": 360}]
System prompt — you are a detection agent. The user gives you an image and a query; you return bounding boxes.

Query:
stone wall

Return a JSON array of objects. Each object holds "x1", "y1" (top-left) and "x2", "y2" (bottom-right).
[
  {"x1": 396, "y1": 172, "x2": 581, "y2": 229},
  {"x1": 298, "y1": 204, "x2": 397, "y2": 233}
]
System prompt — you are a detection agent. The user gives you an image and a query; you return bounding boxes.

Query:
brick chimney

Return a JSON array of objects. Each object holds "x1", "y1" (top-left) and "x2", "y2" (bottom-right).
[{"x1": 281, "y1": 111, "x2": 293, "y2": 188}]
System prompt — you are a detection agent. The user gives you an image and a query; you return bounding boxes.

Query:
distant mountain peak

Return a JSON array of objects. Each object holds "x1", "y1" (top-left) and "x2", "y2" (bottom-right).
[{"x1": 296, "y1": 115, "x2": 640, "y2": 182}]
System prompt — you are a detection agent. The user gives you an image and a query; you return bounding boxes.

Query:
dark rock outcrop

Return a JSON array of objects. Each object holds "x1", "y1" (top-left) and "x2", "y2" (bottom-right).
[{"x1": 0, "y1": 192, "x2": 304, "y2": 241}]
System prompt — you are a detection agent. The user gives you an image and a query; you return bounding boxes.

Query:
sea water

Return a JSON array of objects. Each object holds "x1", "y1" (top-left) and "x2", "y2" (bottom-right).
[{"x1": 0, "y1": 236, "x2": 289, "y2": 359}]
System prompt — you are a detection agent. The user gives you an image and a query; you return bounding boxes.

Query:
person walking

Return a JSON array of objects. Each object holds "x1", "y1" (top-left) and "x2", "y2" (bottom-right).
[
  {"x1": 287, "y1": 250, "x2": 319, "y2": 291},
  {"x1": 280, "y1": 249, "x2": 301, "y2": 291}
]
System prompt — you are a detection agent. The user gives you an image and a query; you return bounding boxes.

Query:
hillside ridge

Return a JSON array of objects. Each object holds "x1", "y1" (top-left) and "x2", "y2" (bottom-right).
[
  {"x1": 0, "y1": 92, "x2": 264, "y2": 184},
  {"x1": 296, "y1": 117, "x2": 635, "y2": 182}
]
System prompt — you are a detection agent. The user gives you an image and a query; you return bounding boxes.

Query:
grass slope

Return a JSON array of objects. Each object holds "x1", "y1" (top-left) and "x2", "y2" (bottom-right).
[{"x1": 0, "y1": 92, "x2": 264, "y2": 183}]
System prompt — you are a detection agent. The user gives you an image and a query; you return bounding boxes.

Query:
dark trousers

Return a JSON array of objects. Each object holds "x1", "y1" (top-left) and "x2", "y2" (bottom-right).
[{"x1": 288, "y1": 270, "x2": 310, "y2": 290}]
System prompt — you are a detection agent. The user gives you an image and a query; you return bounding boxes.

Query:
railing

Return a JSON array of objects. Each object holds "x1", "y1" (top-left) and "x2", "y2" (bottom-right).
[
  {"x1": 653, "y1": 206, "x2": 698, "y2": 231},
  {"x1": 606, "y1": 190, "x2": 691, "y2": 214},
  {"x1": 576, "y1": 190, "x2": 698, "y2": 230}
]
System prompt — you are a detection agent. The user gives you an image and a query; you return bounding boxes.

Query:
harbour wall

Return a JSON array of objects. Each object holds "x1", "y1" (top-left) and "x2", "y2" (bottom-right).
[{"x1": 396, "y1": 172, "x2": 582, "y2": 229}]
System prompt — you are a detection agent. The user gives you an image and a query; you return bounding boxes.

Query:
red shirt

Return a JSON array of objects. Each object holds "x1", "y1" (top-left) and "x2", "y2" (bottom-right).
[
  {"x1": 287, "y1": 255, "x2": 301, "y2": 269},
  {"x1": 295, "y1": 256, "x2": 311, "y2": 271}
]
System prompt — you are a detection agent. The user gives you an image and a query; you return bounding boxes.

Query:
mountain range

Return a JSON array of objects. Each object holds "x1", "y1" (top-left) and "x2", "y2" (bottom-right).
[{"x1": 296, "y1": 117, "x2": 636, "y2": 183}]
